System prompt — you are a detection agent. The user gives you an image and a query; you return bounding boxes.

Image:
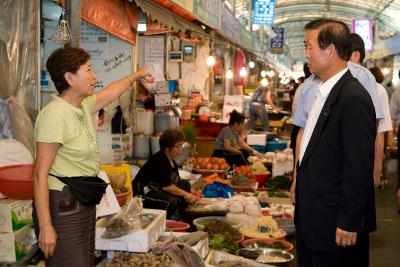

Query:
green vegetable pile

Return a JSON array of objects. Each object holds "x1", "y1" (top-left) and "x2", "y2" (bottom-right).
[
  {"x1": 267, "y1": 175, "x2": 292, "y2": 192},
  {"x1": 210, "y1": 232, "x2": 239, "y2": 254},
  {"x1": 230, "y1": 174, "x2": 252, "y2": 186}
]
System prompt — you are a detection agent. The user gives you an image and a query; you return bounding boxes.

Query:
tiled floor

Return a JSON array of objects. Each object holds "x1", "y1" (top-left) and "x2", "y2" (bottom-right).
[{"x1": 370, "y1": 174, "x2": 400, "y2": 267}]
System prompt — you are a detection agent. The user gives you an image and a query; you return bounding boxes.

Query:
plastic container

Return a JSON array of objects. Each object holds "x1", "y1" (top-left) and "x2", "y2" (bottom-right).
[
  {"x1": 95, "y1": 208, "x2": 166, "y2": 252},
  {"x1": 150, "y1": 136, "x2": 160, "y2": 155},
  {"x1": 251, "y1": 172, "x2": 270, "y2": 188},
  {"x1": 182, "y1": 106, "x2": 192, "y2": 120},
  {"x1": 193, "y1": 216, "x2": 243, "y2": 231},
  {"x1": 135, "y1": 108, "x2": 154, "y2": 135},
  {"x1": 266, "y1": 140, "x2": 288, "y2": 152},
  {"x1": 250, "y1": 145, "x2": 267, "y2": 153},
  {"x1": 133, "y1": 136, "x2": 151, "y2": 159},
  {"x1": 165, "y1": 220, "x2": 190, "y2": 232},
  {"x1": 0, "y1": 164, "x2": 34, "y2": 200}
]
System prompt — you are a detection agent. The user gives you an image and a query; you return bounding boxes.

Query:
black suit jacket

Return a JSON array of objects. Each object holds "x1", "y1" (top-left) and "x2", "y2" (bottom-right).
[{"x1": 295, "y1": 70, "x2": 377, "y2": 251}]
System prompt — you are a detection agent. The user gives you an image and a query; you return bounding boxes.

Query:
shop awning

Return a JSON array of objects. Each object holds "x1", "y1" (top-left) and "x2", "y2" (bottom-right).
[
  {"x1": 60, "y1": 0, "x2": 139, "y2": 45},
  {"x1": 134, "y1": 0, "x2": 206, "y2": 38}
]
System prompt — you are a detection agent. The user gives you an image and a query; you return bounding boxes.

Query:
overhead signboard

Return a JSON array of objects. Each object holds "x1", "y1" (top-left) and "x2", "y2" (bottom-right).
[
  {"x1": 253, "y1": 0, "x2": 276, "y2": 25},
  {"x1": 270, "y1": 27, "x2": 284, "y2": 54},
  {"x1": 352, "y1": 19, "x2": 373, "y2": 51},
  {"x1": 220, "y1": 3, "x2": 241, "y2": 44},
  {"x1": 193, "y1": 0, "x2": 221, "y2": 28},
  {"x1": 170, "y1": 0, "x2": 193, "y2": 12}
]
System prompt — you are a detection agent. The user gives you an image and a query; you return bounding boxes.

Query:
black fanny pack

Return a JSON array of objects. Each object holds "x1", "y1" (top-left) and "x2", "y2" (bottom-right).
[{"x1": 50, "y1": 173, "x2": 108, "y2": 206}]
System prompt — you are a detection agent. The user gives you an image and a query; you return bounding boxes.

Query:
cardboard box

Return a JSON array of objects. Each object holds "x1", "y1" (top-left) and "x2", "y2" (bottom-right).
[
  {"x1": 0, "y1": 199, "x2": 32, "y2": 233},
  {"x1": 0, "y1": 225, "x2": 37, "y2": 262}
]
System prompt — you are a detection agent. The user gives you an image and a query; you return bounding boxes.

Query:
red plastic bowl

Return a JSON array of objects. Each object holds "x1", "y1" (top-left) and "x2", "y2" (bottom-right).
[
  {"x1": 251, "y1": 172, "x2": 270, "y2": 188},
  {"x1": 0, "y1": 164, "x2": 34, "y2": 199},
  {"x1": 165, "y1": 220, "x2": 190, "y2": 232}
]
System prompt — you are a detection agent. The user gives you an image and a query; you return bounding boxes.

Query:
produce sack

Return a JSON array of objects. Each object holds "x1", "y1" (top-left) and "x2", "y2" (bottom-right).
[{"x1": 101, "y1": 197, "x2": 142, "y2": 239}]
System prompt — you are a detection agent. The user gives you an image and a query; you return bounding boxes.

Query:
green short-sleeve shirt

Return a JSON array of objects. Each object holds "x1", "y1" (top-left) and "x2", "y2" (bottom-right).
[{"x1": 35, "y1": 95, "x2": 100, "y2": 190}]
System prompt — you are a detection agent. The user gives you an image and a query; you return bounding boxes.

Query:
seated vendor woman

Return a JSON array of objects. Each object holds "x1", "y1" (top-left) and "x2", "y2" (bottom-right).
[
  {"x1": 133, "y1": 129, "x2": 201, "y2": 220},
  {"x1": 212, "y1": 110, "x2": 262, "y2": 167}
]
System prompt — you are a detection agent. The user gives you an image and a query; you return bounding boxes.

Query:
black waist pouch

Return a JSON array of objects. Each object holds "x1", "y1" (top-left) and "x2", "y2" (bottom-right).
[{"x1": 50, "y1": 174, "x2": 108, "y2": 206}]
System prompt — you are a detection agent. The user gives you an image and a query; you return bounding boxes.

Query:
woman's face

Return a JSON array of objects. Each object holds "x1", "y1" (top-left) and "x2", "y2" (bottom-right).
[
  {"x1": 233, "y1": 122, "x2": 245, "y2": 132},
  {"x1": 168, "y1": 141, "x2": 185, "y2": 158},
  {"x1": 67, "y1": 60, "x2": 97, "y2": 96}
]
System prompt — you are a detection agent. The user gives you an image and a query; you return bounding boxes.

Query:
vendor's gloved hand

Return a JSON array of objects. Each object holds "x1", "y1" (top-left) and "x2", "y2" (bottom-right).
[
  {"x1": 185, "y1": 193, "x2": 200, "y2": 204},
  {"x1": 252, "y1": 149, "x2": 263, "y2": 158},
  {"x1": 191, "y1": 190, "x2": 204, "y2": 199}
]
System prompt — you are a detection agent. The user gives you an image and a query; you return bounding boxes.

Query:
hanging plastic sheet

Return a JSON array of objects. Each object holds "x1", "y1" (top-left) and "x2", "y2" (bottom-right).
[{"x1": 0, "y1": 0, "x2": 38, "y2": 156}]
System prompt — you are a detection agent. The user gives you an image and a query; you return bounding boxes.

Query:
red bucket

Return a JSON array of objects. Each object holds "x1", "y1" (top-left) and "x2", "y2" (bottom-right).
[{"x1": 0, "y1": 164, "x2": 34, "y2": 199}]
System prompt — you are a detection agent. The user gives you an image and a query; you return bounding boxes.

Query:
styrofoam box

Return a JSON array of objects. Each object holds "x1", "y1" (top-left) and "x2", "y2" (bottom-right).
[
  {"x1": 158, "y1": 232, "x2": 210, "y2": 259},
  {"x1": 205, "y1": 250, "x2": 275, "y2": 267},
  {"x1": 95, "y1": 209, "x2": 166, "y2": 253},
  {"x1": 246, "y1": 134, "x2": 267, "y2": 146},
  {"x1": 272, "y1": 160, "x2": 294, "y2": 177}
]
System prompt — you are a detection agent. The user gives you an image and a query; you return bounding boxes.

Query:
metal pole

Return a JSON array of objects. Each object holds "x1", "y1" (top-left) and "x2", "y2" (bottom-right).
[
  {"x1": 64, "y1": 0, "x2": 81, "y2": 48},
  {"x1": 36, "y1": 0, "x2": 41, "y2": 110}
]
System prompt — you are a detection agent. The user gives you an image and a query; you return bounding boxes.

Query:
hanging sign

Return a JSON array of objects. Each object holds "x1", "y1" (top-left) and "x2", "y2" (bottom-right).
[
  {"x1": 193, "y1": 0, "x2": 221, "y2": 28},
  {"x1": 352, "y1": 19, "x2": 373, "y2": 51},
  {"x1": 170, "y1": 0, "x2": 194, "y2": 12},
  {"x1": 270, "y1": 27, "x2": 284, "y2": 54},
  {"x1": 253, "y1": 0, "x2": 276, "y2": 25},
  {"x1": 81, "y1": 21, "x2": 110, "y2": 59},
  {"x1": 220, "y1": 3, "x2": 241, "y2": 44}
]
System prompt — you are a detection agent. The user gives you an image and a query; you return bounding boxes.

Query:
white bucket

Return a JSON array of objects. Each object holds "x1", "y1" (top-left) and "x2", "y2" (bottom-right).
[{"x1": 135, "y1": 108, "x2": 154, "y2": 135}]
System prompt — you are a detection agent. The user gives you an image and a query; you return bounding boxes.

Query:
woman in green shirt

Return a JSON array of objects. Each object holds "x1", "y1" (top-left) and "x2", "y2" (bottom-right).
[{"x1": 33, "y1": 47, "x2": 150, "y2": 266}]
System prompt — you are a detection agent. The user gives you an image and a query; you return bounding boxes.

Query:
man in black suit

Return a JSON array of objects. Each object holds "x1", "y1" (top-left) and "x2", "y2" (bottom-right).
[{"x1": 295, "y1": 19, "x2": 377, "y2": 267}]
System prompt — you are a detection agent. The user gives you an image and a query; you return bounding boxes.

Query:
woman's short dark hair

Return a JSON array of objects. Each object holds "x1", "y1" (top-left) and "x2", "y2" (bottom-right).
[
  {"x1": 369, "y1": 67, "x2": 384, "y2": 84},
  {"x1": 304, "y1": 19, "x2": 351, "y2": 61},
  {"x1": 229, "y1": 110, "x2": 245, "y2": 126},
  {"x1": 159, "y1": 128, "x2": 185, "y2": 151},
  {"x1": 46, "y1": 47, "x2": 91, "y2": 94}
]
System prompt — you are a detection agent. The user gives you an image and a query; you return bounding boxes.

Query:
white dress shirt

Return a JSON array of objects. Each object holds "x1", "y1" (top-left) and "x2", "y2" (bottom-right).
[
  {"x1": 299, "y1": 68, "x2": 348, "y2": 164},
  {"x1": 376, "y1": 83, "x2": 392, "y2": 133}
]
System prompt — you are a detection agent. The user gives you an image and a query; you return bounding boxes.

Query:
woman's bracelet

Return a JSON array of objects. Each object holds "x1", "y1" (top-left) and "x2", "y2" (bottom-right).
[{"x1": 126, "y1": 76, "x2": 134, "y2": 88}]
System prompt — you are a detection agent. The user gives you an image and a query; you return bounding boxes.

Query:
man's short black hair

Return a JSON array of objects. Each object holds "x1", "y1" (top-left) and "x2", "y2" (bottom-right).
[
  {"x1": 350, "y1": 33, "x2": 366, "y2": 63},
  {"x1": 304, "y1": 19, "x2": 352, "y2": 61}
]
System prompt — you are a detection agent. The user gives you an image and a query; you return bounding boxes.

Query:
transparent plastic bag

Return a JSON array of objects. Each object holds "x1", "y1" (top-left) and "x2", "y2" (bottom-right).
[
  {"x1": 152, "y1": 240, "x2": 205, "y2": 267},
  {"x1": 101, "y1": 197, "x2": 143, "y2": 239}
]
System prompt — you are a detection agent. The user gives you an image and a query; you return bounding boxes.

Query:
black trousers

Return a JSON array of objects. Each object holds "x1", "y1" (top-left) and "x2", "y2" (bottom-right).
[
  {"x1": 142, "y1": 179, "x2": 191, "y2": 220},
  {"x1": 397, "y1": 129, "x2": 400, "y2": 189},
  {"x1": 290, "y1": 125, "x2": 300, "y2": 161},
  {"x1": 296, "y1": 226, "x2": 369, "y2": 267},
  {"x1": 212, "y1": 149, "x2": 249, "y2": 167}
]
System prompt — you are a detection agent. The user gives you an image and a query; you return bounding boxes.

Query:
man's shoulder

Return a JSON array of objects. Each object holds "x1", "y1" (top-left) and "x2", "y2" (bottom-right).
[
  {"x1": 348, "y1": 62, "x2": 376, "y2": 85},
  {"x1": 340, "y1": 77, "x2": 373, "y2": 102}
]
